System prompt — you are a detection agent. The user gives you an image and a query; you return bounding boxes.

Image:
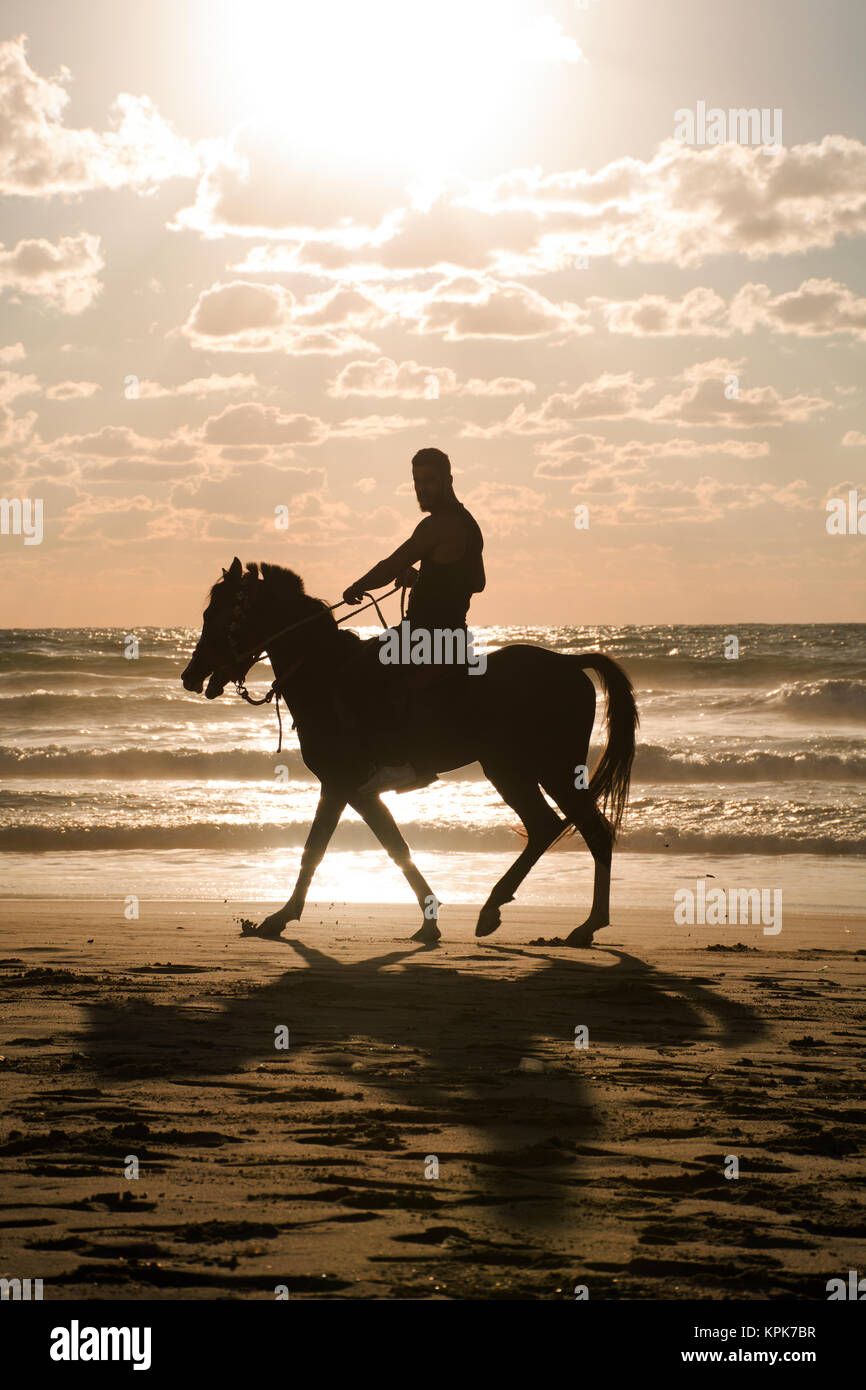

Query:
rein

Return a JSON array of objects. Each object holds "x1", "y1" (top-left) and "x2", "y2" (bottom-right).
[{"x1": 232, "y1": 583, "x2": 404, "y2": 752}]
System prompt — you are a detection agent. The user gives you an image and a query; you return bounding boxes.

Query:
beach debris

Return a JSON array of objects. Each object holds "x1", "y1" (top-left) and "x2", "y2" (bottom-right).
[{"x1": 518, "y1": 1057, "x2": 545, "y2": 1073}]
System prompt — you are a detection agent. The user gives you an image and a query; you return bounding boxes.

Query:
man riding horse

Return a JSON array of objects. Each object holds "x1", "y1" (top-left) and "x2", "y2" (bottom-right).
[
  {"x1": 342, "y1": 447, "x2": 485, "y2": 793},
  {"x1": 180, "y1": 446, "x2": 637, "y2": 945}
]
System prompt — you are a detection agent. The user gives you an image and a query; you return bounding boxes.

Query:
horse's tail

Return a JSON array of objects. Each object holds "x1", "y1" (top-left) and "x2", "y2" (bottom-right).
[{"x1": 571, "y1": 653, "x2": 638, "y2": 839}]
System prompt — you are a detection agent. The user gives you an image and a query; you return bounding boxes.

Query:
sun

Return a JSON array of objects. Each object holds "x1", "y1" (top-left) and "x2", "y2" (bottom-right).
[{"x1": 206, "y1": 0, "x2": 582, "y2": 181}]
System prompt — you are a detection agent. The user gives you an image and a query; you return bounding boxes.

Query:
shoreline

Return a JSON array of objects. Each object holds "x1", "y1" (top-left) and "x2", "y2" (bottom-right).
[{"x1": 0, "y1": 849, "x2": 863, "y2": 916}]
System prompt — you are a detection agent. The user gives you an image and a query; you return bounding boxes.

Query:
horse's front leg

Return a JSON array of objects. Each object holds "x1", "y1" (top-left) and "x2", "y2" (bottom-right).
[
  {"x1": 350, "y1": 793, "x2": 441, "y2": 943},
  {"x1": 255, "y1": 789, "x2": 346, "y2": 938}
]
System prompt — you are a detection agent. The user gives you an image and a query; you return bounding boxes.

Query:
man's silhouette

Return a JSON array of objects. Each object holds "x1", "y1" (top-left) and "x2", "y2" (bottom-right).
[{"x1": 343, "y1": 447, "x2": 485, "y2": 792}]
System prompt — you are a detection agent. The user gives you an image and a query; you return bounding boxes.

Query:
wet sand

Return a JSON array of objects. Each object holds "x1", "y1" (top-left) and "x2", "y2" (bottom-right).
[{"x1": 1, "y1": 899, "x2": 864, "y2": 1300}]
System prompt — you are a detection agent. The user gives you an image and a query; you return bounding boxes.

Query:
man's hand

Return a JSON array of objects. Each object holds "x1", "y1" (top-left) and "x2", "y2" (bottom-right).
[{"x1": 342, "y1": 583, "x2": 366, "y2": 606}]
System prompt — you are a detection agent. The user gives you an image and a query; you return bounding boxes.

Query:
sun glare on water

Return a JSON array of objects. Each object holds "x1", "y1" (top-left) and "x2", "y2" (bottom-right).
[{"x1": 208, "y1": 0, "x2": 582, "y2": 178}]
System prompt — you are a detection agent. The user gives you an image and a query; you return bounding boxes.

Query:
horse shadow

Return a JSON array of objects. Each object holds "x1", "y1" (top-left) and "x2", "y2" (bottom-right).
[{"x1": 80, "y1": 941, "x2": 765, "y2": 1231}]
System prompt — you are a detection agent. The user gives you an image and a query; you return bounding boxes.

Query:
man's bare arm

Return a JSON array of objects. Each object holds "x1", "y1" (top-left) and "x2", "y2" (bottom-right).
[{"x1": 343, "y1": 520, "x2": 434, "y2": 604}]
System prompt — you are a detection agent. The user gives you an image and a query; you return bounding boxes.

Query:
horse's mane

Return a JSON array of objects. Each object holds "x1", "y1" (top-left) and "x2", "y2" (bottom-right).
[{"x1": 209, "y1": 561, "x2": 306, "y2": 603}]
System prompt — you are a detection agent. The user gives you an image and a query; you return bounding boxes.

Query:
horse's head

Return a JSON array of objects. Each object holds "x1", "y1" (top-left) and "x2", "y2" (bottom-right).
[{"x1": 182, "y1": 557, "x2": 262, "y2": 699}]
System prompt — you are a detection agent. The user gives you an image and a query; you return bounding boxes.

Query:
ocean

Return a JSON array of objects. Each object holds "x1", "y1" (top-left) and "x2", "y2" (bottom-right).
[{"x1": 1, "y1": 623, "x2": 863, "y2": 917}]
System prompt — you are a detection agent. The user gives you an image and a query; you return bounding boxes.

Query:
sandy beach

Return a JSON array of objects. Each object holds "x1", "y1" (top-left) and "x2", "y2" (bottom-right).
[{"x1": 1, "y1": 899, "x2": 864, "y2": 1300}]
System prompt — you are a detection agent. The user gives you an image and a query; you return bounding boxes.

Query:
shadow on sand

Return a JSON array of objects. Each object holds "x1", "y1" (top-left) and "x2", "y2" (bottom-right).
[{"x1": 80, "y1": 942, "x2": 765, "y2": 1232}]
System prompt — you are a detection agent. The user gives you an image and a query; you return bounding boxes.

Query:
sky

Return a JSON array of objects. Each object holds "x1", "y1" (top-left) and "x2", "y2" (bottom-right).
[{"x1": 0, "y1": 0, "x2": 864, "y2": 626}]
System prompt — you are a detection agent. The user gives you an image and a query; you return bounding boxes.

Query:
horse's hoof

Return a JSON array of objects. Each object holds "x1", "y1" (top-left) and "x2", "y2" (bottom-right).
[
  {"x1": 564, "y1": 920, "x2": 606, "y2": 948},
  {"x1": 255, "y1": 916, "x2": 289, "y2": 939},
  {"x1": 410, "y1": 921, "x2": 441, "y2": 943},
  {"x1": 475, "y1": 906, "x2": 501, "y2": 938}
]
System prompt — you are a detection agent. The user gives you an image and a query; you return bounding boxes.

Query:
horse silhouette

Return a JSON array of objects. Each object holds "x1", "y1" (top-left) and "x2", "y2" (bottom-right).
[{"x1": 182, "y1": 559, "x2": 638, "y2": 946}]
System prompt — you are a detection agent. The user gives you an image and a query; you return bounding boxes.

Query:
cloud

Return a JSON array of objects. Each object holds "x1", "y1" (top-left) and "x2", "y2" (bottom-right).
[
  {"x1": 227, "y1": 192, "x2": 556, "y2": 282},
  {"x1": 149, "y1": 438, "x2": 198, "y2": 462},
  {"x1": 58, "y1": 494, "x2": 176, "y2": 545},
  {"x1": 0, "y1": 35, "x2": 200, "y2": 197},
  {"x1": 327, "y1": 356, "x2": 534, "y2": 398},
  {"x1": 0, "y1": 399, "x2": 38, "y2": 448},
  {"x1": 186, "y1": 281, "x2": 284, "y2": 336},
  {"x1": 466, "y1": 373, "x2": 656, "y2": 436},
  {"x1": 178, "y1": 280, "x2": 381, "y2": 354},
  {"x1": 568, "y1": 473, "x2": 814, "y2": 527},
  {"x1": 647, "y1": 359, "x2": 831, "y2": 428},
  {"x1": 83, "y1": 456, "x2": 201, "y2": 484},
  {"x1": 329, "y1": 414, "x2": 428, "y2": 440},
  {"x1": 44, "y1": 380, "x2": 101, "y2": 400},
  {"x1": 0, "y1": 370, "x2": 40, "y2": 403},
  {"x1": 471, "y1": 362, "x2": 831, "y2": 436},
  {"x1": 462, "y1": 375, "x2": 536, "y2": 397},
  {"x1": 205, "y1": 136, "x2": 866, "y2": 280},
  {"x1": 50, "y1": 424, "x2": 142, "y2": 458},
  {"x1": 47, "y1": 423, "x2": 198, "y2": 463},
  {"x1": 406, "y1": 273, "x2": 589, "y2": 340},
  {"x1": 0, "y1": 232, "x2": 103, "y2": 313},
  {"x1": 286, "y1": 491, "x2": 403, "y2": 546},
  {"x1": 535, "y1": 434, "x2": 771, "y2": 478},
  {"x1": 172, "y1": 120, "x2": 404, "y2": 238},
  {"x1": 201, "y1": 403, "x2": 327, "y2": 448},
  {"x1": 172, "y1": 462, "x2": 326, "y2": 523},
  {"x1": 592, "y1": 278, "x2": 866, "y2": 340},
  {"x1": 464, "y1": 480, "x2": 548, "y2": 535},
  {"x1": 134, "y1": 373, "x2": 260, "y2": 399},
  {"x1": 729, "y1": 278, "x2": 866, "y2": 339},
  {"x1": 0, "y1": 342, "x2": 26, "y2": 363},
  {"x1": 350, "y1": 199, "x2": 540, "y2": 276},
  {"x1": 596, "y1": 286, "x2": 732, "y2": 337},
  {"x1": 842, "y1": 430, "x2": 866, "y2": 447},
  {"x1": 475, "y1": 135, "x2": 866, "y2": 268}
]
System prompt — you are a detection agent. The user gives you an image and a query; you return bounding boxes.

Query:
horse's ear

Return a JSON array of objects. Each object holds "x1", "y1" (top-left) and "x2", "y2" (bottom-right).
[{"x1": 227, "y1": 557, "x2": 243, "y2": 581}]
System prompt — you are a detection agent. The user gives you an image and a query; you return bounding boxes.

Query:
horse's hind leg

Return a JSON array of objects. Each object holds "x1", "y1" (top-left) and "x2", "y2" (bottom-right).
[
  {"x1": 541, "y1": 775, "x2": 613, "y2": 947},
  {"x1": 475, "y1": 766, "x2": 566, "y2": 938},
  {"x1": 350, "y1": 793, "x2": 441, "y2": 943}
]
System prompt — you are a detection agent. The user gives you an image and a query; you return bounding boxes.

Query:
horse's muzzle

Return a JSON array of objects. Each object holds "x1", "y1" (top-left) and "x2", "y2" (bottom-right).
[
  {"x1": 181, "y1": 657, "x2": 205, "y2": 694},
  {"x1": 182, "y1": 653, "x2": 231, "y2": 698},
  {"x1": 204, "y1": 673, "x2": 227, "y2": 699}
]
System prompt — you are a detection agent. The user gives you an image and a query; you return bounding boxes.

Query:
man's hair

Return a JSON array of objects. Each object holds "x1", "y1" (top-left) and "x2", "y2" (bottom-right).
[{"x1": 412, "y1": 447, "x2": 451, "y2": 476}]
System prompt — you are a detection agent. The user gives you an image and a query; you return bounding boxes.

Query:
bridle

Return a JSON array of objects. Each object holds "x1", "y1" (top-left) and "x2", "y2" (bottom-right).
[{"x1": 217, "y1": 579, "x2": 404, "y2": 752}]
